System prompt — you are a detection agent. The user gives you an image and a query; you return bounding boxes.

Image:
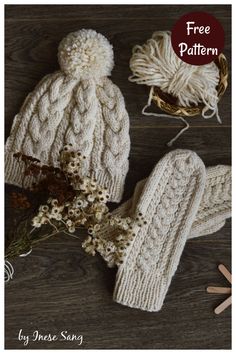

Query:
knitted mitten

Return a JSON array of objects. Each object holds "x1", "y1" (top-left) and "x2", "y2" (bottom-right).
[
  {"x1": 5, "y1": 29, "x2": 130, "y2": 202},
  {"x1": 97, "y1": 164, "x2": 231, "y2": 267},
  {"x1": 113, "y1": 149, "x2": 206, "y2": 312},
  {"x1": 189, "y1": 165, "x2": 231, "y2": 238}
]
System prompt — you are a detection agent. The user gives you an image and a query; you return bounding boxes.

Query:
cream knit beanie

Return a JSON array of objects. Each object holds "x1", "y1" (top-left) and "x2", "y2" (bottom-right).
[
  {"x1": 113, "y1": 149, "x2": 206, "y2": 312},
  {"x1": 5, "y1": 29, "x2": 130, "y2": 202}
]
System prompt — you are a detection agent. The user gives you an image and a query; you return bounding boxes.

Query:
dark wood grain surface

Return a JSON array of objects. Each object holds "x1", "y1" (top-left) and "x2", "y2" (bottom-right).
[{"x1": 5, "y1": 5, "x2": 231, "y2": 349}]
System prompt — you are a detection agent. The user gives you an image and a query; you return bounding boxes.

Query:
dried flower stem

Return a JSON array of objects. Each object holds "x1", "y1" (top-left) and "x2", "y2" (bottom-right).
[{"x1": 6, "y1": 146, "x2": 141, "y2": 267}]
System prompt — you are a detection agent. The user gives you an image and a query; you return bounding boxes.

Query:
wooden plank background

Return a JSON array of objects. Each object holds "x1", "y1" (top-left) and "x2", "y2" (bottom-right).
[{"x1": 5, "y1": 5, "x2": 231, "y2": 349}]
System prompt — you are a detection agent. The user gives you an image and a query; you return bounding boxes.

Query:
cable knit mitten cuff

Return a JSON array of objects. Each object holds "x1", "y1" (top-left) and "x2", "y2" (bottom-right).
[
  {"x1": 113, "y1": 149, "x2": 206, "y2": 312},
  {"x1": 114, "y1": 267, "x2": 170, "y2": 311}
]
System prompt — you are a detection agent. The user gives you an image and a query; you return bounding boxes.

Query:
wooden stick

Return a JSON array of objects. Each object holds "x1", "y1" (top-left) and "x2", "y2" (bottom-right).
[
  {"x1": 218, "y1": 264, "x2": 231, "y2": 284},
  {"x1": 207, "y1": 286, "x2": 231, "y2": 294},
  {"x1": 214, "y1": 296, "x2": 232, "y2": 315}
]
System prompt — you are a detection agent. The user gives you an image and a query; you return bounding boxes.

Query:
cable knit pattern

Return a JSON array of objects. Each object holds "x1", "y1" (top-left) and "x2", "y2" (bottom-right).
[
  {"x1": 5, "y1": 29, "x2": 130, "y2": 202},
  {"x1": 23, "y1": 74, "x2": 78, "y2": 162},
  {"x1": 96, "y1": 77, "x2": 130, "y2": 176},
  {"x1": 95, "y1": 155, "x2": 231, "y2": 312},
  {"x1": 113, "y1": 150, "x2": 206, "y2": 311},
  {"x1": 113, "y1": 149, "x2": 206, "y2": 311},
  {"x1": 64, "y1": 79, "x2": 98, "y2": 174},
  {"x1": 6, "y1": 72, "x2": 63, "y2": 155},
  {"x1": 190, "y1": 165, "x2": 231, "y2": 238},
  {"x1": 97, "y1": 164, "x2": 231, "y2": 268}
]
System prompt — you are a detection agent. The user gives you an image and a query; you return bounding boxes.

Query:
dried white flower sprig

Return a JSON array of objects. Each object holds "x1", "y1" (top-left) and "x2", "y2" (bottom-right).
[
  {"x1": 32, "y1": 145, "x2": 110, "y2": 235},
  {"x1": 83, "y1": 213, "x2": 147, "y2": 267},
  {"x1": 30, "y1": 145, "x2": 145, "y2": 267},
  {"x1": 6, "y1": 145, "x2": 144, "y2": 283}
]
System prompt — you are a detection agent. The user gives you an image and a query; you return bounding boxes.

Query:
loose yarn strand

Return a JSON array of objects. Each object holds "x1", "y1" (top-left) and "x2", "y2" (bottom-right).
[
  {"x1": 141, "y1": 86, "x2": 190, "y2": 146},
  {"x1": 201, "y1": 96, "x2": 222, "y2": 123}
]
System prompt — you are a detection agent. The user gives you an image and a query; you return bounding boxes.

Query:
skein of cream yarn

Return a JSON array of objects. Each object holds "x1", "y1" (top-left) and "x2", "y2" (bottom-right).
[{"x1": 129, "y1": 31, "x2": 221, "y2": 145}]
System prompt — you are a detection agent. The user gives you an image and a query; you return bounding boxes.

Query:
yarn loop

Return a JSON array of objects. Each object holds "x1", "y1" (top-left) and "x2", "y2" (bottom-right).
[
  {"x1": 130, "y1": 31, "x2": 220, "y2": 110},
  {"x1": 129, "y1": 31, "x2": 222, "y2": 145}
]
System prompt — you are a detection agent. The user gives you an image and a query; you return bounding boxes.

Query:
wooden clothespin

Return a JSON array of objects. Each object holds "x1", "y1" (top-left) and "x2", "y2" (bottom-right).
[{"x1": 207, "y1": 264, "x2": 231, "y2": 314}]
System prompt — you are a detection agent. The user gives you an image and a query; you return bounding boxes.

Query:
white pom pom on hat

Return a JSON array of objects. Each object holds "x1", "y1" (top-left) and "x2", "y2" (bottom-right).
[{"x1": 58, "y1": 29, "x2": 114, "y2": 79}]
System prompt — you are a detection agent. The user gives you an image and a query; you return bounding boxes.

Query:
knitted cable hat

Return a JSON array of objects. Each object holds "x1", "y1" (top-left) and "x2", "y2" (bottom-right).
[
  {"x1": 113, "y1": 149, "x2": 206, "y2": 311},
  {"x1": 96, "y1": 163, "x2": 231, "y2": 268},
  {"x1": 5, "y1": 29, "x2": 130, "y2": 202}
]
